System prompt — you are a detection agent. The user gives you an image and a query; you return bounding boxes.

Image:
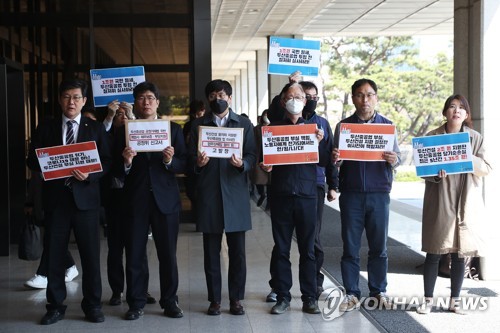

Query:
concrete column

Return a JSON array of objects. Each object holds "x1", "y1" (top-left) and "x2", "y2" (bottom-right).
[
  {"x1": 232, "y1": 76, "x2": 241, "y2": 115},
  {"x1": 455, "y1": 0, "x2": 500, "y2": 280},
  {"x1": 480, "y1": 0, "x2": 500, "y2": 280},
  {"x1": 256, "y1": 50, "x2": 269, "y2": 117},
  {"x1": 240, "y1": 69, "x2": 249, "y2": 117},
  {"x1": 247, "y1": 60, "x2": 257, "y2": 124}
]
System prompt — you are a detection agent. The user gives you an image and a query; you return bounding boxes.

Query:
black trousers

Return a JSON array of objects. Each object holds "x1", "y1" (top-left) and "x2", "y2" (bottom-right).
[
  {"x1": 203, "y1": 231, "x2": 246, "y2": 303},
  {"x1": 45, "y1": 191, "x2": 102, "y2": 314},
  {"x1": 125, "y1": 192, "x2": 180, "y2": 310},
  {"x1": 270, "y1": 195, "x2": 317, "y2": 302},
  {"x1": 106, "y1": 188, "x2": 149, "y2": 296},
  {"x1": 37, "y1": 230, "x2": 75, "y2": 276}
]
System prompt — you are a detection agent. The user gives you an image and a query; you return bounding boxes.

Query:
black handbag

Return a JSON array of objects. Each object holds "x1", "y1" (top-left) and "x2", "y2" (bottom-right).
[{"x1": 18, "y1": 214, "x2": 43, "y2": 261}]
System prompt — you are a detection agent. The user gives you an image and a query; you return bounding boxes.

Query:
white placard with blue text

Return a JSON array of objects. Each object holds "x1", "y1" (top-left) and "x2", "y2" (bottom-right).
[
  {"x1": 268, "y1": 37, "x2": 320, "y2": 77},
  {"x1": 412, "y1": 132, "x2": 474, "y2": 177},
  {"x1": 90, "y1": 66, "x2": 145, "y2": 107}
]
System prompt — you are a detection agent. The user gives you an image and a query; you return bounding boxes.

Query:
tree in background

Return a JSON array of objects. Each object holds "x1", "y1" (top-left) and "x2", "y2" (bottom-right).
[{"x1": 318, "y1": 36, "x2": 453, "y2": 144}]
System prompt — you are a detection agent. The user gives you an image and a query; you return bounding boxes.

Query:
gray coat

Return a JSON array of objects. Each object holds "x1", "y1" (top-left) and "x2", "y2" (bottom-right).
[
  {"x1": 188, "y1": 109, "x2": 256, "y2": 233},
  {"x1": 421, "y1": 125, "x2": 491, "y2": 257}
]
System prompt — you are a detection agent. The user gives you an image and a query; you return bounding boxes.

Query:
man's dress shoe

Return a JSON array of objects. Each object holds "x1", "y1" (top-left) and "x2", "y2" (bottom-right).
[
  {"x1": 230, "y1": 300, "x2": 245, "y2": 315},
  {"x1": 40, "y1": 310, "x2": 64, "y2": 325},
  {"x1": 146, "y1": 292, "x2": 157, "y2": 304},
  {"x1": 109, "y1": 292, "x2": 122, "y2": 306},
  {"x1": 85, "y1": 308, "x2": 105, "y2": 323},
  {"x1": 164, "y1": 301, "x2": 183, "y2": 318},
  {"x1": 207, "y1": 302, "x2": 221, "y2": 315},
  {"x1": 125, "y1": 308, "x2": 144, "y2": 320}
]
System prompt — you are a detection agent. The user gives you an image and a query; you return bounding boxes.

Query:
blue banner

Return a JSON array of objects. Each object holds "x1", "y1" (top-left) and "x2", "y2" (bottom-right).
[{"x1": 412, "y1": 132, "x2": 474, "y2": 177}]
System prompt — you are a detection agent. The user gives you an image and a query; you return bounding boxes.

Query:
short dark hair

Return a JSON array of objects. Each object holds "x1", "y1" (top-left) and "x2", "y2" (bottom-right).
[
  {"x1": 59, "y1": 79, "x2": 88, "y2": 97},
  {"x1": 299, "y1": 81, "x2": 318, "y2": 94},
  {"x1": 204, "y1": 79, "x2": 232, "y2": 98},
  {"x1": 351, "y1": 78, "x2": 377, "y2": 95},
  {"x1": 442, "y1": 94, "x2": 473, "y2": 128},
  {"x1": 189, "y1": 99, "x2": 205, "y2": 117},
  {"x1": 133, "y1": 81, "x2": 160, "y2": 99}
]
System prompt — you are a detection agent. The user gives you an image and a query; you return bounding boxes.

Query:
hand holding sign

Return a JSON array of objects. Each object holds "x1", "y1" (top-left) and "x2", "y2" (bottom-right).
[
  {"x1": 162, "y1": 146, "x2": 174, "y2": 164},
  {"x1": 197, "y1": 150, "x2": 209, "y2": 167}
]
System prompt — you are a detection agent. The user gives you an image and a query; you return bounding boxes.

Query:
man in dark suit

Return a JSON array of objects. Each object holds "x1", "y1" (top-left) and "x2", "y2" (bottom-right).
[
  {"x1": 188, "y1": 79, "x2": 256, "y2": 316},
  {"x1": 26, "y1": 78, "x2": 112, "y2": 325},
  {"x1": 113, "y1": 81, "x2": 187, "y2": 320}
]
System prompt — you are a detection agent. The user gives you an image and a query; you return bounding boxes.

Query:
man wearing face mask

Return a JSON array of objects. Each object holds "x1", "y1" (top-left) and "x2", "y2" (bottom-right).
[
  {"x1": 298, "y1": 81, "x2": 338, "y2": 299},
  {"x1": 260, "y1": 83, "x2": 329, "y2": 315},
  {"x1": 188, "y1": 80, "x2": 256, "y2": 316},
  {"x1": 267, "y1": 71, "x2": 303, "y2": 123}
]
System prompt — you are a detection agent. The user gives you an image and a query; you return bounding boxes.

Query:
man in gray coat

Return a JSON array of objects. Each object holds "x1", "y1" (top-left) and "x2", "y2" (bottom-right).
[{"x1": 188, "y1": 80, "x2": 256, "y2": 316}]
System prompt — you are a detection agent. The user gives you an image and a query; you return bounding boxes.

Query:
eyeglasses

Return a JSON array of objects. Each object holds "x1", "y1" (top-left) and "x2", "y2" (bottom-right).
[
  {"x1": 61, "y1": 95, "x2": 83, "y2": 102},
  {"x1": 305, "y1": 94, "x2": 319, "y2": 101},
  {"x1": 136, "y1": 95, "x2": 157, "y2": 102},
  {"x1": 285, "y1": 96, "x2": 305, "y2": 102},
  {"x1": 353, "y1": 93, "x2": 377, "y2": 100},
  {"x1": 208, "y1": 92, "x2": 228, "y2": 100}
]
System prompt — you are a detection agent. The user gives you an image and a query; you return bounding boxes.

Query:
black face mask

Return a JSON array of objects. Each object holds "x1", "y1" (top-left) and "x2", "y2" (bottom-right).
[
  {"x1": 302, "y1": 100, "x2": 317, "y2": 118},
  {"x1": 210, "y1": 99, "x2": 228, "y2": 114}
]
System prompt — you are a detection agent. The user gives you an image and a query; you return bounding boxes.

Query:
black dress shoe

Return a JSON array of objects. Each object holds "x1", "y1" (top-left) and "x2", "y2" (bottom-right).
[
  {"x1": 85, "y1": 308, "x2": 105, "y2": 323},
  {"x1": 229, "y1": 300, "x2": 245, "y2": 315},
  {"x1": 271, "y1": 299, "x2": 290, "y2": 314},
  {"x1": 207, "y1": 302, "x2": 221, "y2": 315},
  {"x1": 125, "y1": 308, "x2": 144, "y2": 320},
  {"x1": 164, "y1": 301, "x2": 183, "y2": 318},
  {"x1": 146, "y1": 292, "x2": 157, "y2": 304},
  {"x1": 109, "y1": 292, "x2": 122, "y2": 306},
  {"x1": 41, "y1": 310, "x2": 65, "y2": 325},
  {"x1": 302, "y1": 299, "x2": 320, "y2": 314}
]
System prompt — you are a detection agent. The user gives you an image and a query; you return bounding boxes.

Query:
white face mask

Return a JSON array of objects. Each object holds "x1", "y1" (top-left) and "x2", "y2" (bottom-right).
[
  {"x1": 262, "y1": 116, "x2": 270, "y2": 125},
  {"x1": 285, "y1": 98, "x2": 304, "y2": 115}
]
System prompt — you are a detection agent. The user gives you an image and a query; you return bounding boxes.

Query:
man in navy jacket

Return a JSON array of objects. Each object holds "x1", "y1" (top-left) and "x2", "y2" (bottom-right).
[{"x1": 332, "y1": 78, "x2": 401, "y2": 312}]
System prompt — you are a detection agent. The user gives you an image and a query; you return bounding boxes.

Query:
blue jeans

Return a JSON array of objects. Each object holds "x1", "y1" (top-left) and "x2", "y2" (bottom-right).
[{"x1": 339, "y1": 192, "x2": 390, "y2": 298}]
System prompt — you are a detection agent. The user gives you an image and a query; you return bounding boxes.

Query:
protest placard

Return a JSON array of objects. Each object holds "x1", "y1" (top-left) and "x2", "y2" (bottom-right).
[
  {"x1": 262, "y1": 124, "x2": 318, "y2": 165},
  {"x1": 36, "y1": 141, "x2": 102, "y2": 181},
  {"x1": 412, "y1": 132, "x2": 474, "y2": 177},
  {"x1": 268, "y1": 36, "x2": 321, "y2": 77},
  {"x1": 198, "y1": 126, "x2": 243, "y2": 158},
  {"x1": 90, "y1": 66, "x2": 145, "y2": 107},
  {"x1": 338, "y1": 123, "x2": 395, "y2": 161},
  {"x1": 126, "y1": 119, "x2": 171, "y2": 152}
]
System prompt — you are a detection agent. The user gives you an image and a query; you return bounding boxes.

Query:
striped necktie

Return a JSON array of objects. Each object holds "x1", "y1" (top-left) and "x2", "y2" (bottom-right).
[{"x1": 66, "y1": 120, "x2": 75, "y2": 145}]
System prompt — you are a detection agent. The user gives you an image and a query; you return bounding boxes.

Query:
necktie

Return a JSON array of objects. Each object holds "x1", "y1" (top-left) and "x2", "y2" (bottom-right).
[
  {"x1": 66, "y1": 120, "x2": 75, "y2": 145},
  {"x1": 64, "y1": 120, "x2": 76, "y2": 190}
]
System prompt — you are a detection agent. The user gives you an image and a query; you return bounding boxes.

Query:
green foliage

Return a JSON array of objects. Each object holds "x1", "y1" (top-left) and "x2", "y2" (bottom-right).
[
  {"x1": 319, "y1": 36, "x2": 453, "y2": 144},
  {"x1": 157, "y1": 95, "x2": 190, "y2": 116},
  {"x1": 394, "y1": 170, "x2": 421, "y2": 182}
]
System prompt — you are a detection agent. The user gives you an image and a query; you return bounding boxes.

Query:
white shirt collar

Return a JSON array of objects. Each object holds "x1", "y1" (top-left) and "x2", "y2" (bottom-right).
[{"x1": 213, "y1": 112, "x2": 229, "y2": 127}]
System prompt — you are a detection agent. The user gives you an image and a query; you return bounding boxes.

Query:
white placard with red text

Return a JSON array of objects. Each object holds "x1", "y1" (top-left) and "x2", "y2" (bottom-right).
[
  {"x1": 262, "y1": 124, "x2": 318, "y2": 165},
  {"x1": 36, "y1": 141, "x2": 102, "y2": 181},
  {"x1": 125, "y1": 119, "x2": 171, "y2": 152},
  {"x1": 338, "y1": 123, "x2": 395, "y2": 161},
  {"x1": 198, "y1": 126, "x2": 243, "y2": 158}
]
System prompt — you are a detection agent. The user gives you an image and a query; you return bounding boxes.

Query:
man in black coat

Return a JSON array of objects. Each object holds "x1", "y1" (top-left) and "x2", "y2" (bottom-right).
[
  {"x1": 188, "y1": 79, "x2": 256, "y2": 316},
  {"x1": 113, "y1": 81, "x2": 187, "y2": 320},
  {"x1": 27, "y1": 78, "x2": 112, "y2": 325}
]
